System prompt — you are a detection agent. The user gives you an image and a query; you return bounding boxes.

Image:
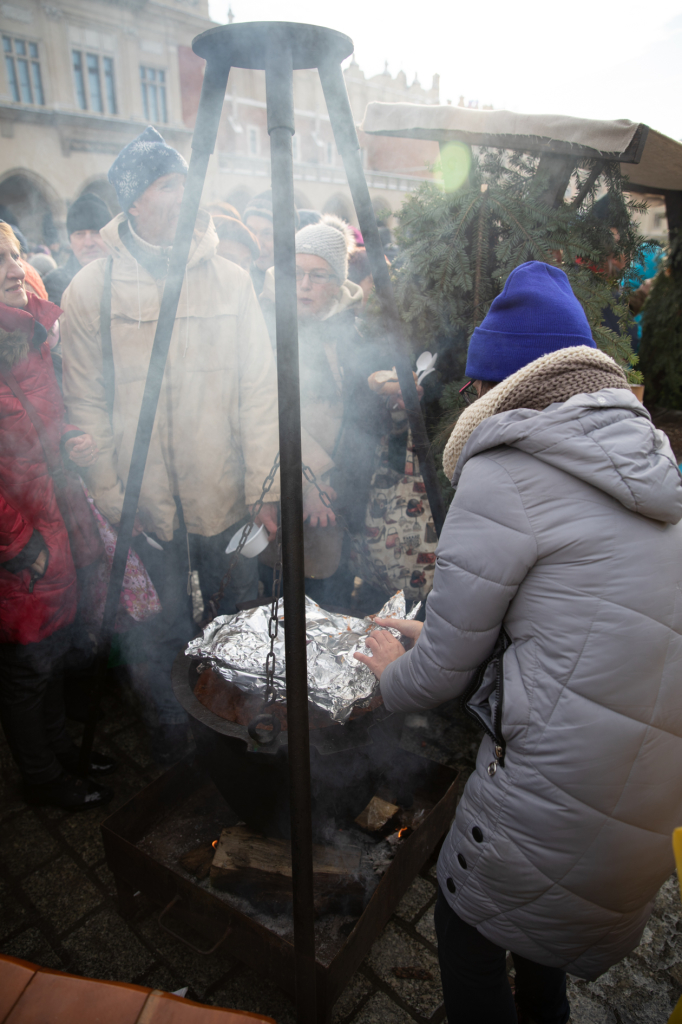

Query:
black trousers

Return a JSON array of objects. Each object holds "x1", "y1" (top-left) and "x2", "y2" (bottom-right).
[
  {"x1": 0, "y1": 628, "x2": 75, "y2": 785},
  {"x1": 434, "y1": 888, "x2": 570, "y2": 1024}
]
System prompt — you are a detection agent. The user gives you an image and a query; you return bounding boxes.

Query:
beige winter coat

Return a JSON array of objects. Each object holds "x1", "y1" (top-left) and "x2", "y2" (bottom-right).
[{"x1": 60, "y1": 212, "x2": 280, "y2": 542}]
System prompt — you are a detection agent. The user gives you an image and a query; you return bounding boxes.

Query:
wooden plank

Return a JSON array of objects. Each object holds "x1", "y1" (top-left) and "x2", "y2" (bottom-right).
[
  {"x1": 210, "y1": 826, "x2": 361, "y2": 894},
  {"x1": 354, "y1": 796, "x2": 399, "y2": 831}
]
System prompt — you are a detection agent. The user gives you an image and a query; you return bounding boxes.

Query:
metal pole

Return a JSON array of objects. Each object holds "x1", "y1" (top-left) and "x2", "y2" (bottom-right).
[
  {"x1": 319, "y1": 61, "x2": 446, "y2": 536},
  {"x1": 78, "y1": 59, "x2": 230, "y2": 775},
  {"x1": 265, "y1": 36, "x2": 318, "y2": 1024}
]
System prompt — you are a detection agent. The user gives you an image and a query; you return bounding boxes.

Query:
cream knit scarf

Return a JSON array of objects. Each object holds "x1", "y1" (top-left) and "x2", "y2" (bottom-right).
[{"x1": 442, "y1": 345, "x2": 629, "y2": 482}]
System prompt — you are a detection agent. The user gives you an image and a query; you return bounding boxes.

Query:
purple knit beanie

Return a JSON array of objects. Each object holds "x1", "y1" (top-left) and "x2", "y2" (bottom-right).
[{"x1": 465, "y1": 262, "x2": 595, "y2": 383}]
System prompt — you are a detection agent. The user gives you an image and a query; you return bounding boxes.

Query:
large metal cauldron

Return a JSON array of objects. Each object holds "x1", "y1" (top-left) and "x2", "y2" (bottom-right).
[{"x1": 172, "y1": 653, "x2": 404, "y2": 838}]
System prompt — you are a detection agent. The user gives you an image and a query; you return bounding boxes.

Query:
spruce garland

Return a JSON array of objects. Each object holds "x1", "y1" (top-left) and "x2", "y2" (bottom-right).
[
  {"x1": 373, "y1": 148, "x2": 651, "y2": 503},
  {"x1": 392, "y1": 150, "x2": 648, "y2": 391}
]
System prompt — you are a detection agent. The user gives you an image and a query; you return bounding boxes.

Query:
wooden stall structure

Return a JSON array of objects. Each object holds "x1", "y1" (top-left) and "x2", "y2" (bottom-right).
[{"x1": 360, "y1": 103, "x2": 682, "y2": 235}]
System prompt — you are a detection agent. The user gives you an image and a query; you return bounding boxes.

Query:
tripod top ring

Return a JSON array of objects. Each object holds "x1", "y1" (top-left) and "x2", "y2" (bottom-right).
[{"x1": 192, "y1": 21, "x2": 353, "y2": 71}]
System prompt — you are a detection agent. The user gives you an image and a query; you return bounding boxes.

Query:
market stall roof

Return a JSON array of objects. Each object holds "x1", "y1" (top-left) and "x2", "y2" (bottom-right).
[{"x1": 360, "y1": 103, "x2": 682, "y2": 194}]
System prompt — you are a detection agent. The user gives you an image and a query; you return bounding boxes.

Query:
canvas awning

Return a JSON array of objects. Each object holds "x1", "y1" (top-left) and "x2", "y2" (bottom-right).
[{"x1": 360, "y1": 103, "x2": 682, "y2": 194}]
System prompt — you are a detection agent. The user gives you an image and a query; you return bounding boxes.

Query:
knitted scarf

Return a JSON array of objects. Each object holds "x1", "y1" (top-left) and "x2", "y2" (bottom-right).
[{"x1": 442, "y1": 345, "x2": 630, "y2": 482}]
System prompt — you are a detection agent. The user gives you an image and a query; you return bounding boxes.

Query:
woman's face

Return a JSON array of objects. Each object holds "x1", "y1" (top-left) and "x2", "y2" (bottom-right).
[
  {"x1": 296, "y1": 254, "x2": 341, "y2": 320},
  {"x1": 0, "y1": 243, "x2": 27, "y2": 308}
]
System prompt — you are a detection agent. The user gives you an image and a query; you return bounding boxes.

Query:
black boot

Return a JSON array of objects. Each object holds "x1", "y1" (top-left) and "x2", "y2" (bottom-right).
[
  {"x1": 23, "y1": 773, "x2": 114, "y2": 811},
  {"x1": 57, "y1": 746, "x2": 118, "y2": 777}
]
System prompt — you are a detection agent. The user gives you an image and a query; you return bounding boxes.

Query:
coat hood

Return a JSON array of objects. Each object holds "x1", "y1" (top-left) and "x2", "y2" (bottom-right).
[
  {"x1": 100, "y1": 209, "x2": 218, "y2": 271},
  {"x1": 454, "y1": 388, "x2": 682, "y2": 524}
]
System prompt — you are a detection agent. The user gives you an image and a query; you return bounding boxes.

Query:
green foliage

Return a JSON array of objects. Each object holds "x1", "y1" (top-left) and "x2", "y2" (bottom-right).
[
  {"x1": 638, "y1": 234, "x2": 682, "y2": 408},
  {"x1": 391, "y1": 150, "x2": 648, "y2": 395}
]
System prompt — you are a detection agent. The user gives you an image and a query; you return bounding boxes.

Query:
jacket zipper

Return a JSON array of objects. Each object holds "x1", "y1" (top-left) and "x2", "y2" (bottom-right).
[
  {"x1": 493, "y1": 651, "x2": 506, "y2": 768},
  {"x1": 460, "y1": 629, "x2": 509, "y2": 768}
]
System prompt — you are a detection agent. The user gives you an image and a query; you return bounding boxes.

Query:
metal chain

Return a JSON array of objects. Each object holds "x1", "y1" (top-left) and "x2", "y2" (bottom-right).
[
  {"x1": 263, "y1": 526, "x2": 282, "y2": 706},
  {"x1": 208, "y1": 458, "x2": 388, "y2": 707},
  {"x1": 301, "y1": 461, "x2": 337, "y2": 514},
  {"x1": 261, "y1": 462, "x2": 335, "y2": 705},
  {"x1": 206, "y1": 451, "x2": 280, "y2": 621}
]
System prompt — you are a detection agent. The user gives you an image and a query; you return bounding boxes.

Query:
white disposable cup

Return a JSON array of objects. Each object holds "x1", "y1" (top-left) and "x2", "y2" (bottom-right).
[{"x1": 225, "y1": 522, "x2": 269, "y2": 559}]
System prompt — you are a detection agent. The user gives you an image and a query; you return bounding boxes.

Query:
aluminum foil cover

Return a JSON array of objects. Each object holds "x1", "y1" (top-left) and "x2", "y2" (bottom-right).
[{"x1": 186, "y1": 592, "x2": 419, "y2": 723}]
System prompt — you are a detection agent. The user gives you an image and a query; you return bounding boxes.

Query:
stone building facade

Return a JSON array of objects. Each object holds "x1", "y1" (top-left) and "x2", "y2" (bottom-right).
[{"x1": 0, "y1": 0, "x2": 439, "y2": 244}]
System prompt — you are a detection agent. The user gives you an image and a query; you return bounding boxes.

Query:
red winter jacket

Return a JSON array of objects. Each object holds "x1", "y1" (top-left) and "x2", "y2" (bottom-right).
[{"x1": 0, "y1": 294, "x2": 82, "y2": 644}]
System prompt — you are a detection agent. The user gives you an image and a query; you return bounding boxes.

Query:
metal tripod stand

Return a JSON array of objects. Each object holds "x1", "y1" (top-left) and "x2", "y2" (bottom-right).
[{"x1": 84, "y1": 21, "x2": 446, "y2": 1023}]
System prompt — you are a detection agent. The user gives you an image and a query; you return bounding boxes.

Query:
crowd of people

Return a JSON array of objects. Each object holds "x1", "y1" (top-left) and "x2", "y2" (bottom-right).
[
  {"x1": 2, "y1": 124, "x2": 682, "y2": 1024},
  {"x1": 0, "y1": 124, "x2": 419, "y2": 803}
]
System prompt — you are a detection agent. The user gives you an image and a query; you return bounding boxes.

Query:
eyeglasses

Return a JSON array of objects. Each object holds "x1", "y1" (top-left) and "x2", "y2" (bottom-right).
[
  {"x1": 295, "y1": 269, "x2": 337, "y2": 285},
  {"x1": 459, "y1": 380, "x2": 479, "y2": 405}
]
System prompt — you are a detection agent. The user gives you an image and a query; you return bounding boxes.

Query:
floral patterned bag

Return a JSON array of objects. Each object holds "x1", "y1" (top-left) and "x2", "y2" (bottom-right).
[
  {"x1": 351, "y1": 430, "x2": 438, "y2": 604},
  {"x1": 81, "y1": 486, "x2": 161, "y2": 631}
]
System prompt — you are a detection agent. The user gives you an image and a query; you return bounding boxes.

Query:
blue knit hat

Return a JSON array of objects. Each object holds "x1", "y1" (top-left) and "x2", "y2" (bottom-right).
[
  {"x1": 108, "y1": 126, "x2": 188, "y2": 212},
  {"x1": 465, "y1": 261, "x2": 595, "y2": 383}
]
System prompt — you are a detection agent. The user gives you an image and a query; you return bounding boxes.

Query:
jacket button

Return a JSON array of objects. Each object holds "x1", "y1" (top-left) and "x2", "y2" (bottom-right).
[
  {"x1": 446, "y1": 877, "x2": 456, "y2": 894},
  {"x1": 472, "y1": 826, "x2": 483, "y2": 843},
  {"x1": 487, "y1": 761, "x2": 497, "y2": 776},
  {"x1": 457, "y1": 853, "x2": 467, "y2": 869}
]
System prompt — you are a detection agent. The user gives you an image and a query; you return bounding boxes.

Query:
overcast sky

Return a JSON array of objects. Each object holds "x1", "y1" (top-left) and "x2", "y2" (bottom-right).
[{"x1": 207, "y1": 0, "x2": 682, "y2": 141}]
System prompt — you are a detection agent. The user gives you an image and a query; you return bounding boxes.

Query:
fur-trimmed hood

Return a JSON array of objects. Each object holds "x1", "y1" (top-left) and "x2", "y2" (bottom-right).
[
  {"x1": 443, "y1": 346, "x2": 682, "y2": 524},
  {"x1": 0, "y1": 294, "x2": 61, "y2": 367}
]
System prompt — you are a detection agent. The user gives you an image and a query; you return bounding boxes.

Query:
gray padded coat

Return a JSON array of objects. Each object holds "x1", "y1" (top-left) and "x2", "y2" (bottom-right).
[{"x1": 380, "y1": 388, "x2": 682, "y2": 979}]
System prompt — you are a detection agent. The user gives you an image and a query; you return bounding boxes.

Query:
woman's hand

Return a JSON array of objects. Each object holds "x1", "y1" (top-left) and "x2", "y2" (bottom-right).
[
  {"x1": 66, "y1": 434, "x2": 99, "y2": 468},
  {"x1": 354, "y1": 628, "x2": 407, "y2": 679},
  {"x1": 367, "y1": 369, "x2": 424, "y2": 410},
  {"x1": 251, "y1": 501, "x2": 278, "y2": 542},
  {"x1": 372, "y1": 617, "x2": 423, "y2": 642},
  {"x1": 30, "y1": 549, "x2": 48, "y2": 577}
]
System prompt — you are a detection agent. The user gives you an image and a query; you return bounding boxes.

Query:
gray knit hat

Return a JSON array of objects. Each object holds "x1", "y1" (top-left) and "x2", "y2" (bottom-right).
[{"x1": 295, "y1": 222, "x2": 348, "y2": 283}]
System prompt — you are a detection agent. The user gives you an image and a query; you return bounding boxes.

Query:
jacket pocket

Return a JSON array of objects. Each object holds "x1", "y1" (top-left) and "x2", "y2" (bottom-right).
[{"x1": 461, "y1": 628, "x2": 511, "y2": 767}]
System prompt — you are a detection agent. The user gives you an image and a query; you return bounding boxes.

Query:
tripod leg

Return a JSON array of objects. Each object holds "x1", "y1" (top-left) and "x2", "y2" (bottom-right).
[
  {"x1": 266, "y1": 40, "x2": 318, "y2": 1024},
  {"x1": 319, "y1": 61, "x2": 446, "y2": 536},
  {"x1": 78, "y1": 59, "x2": 231, "y2": 775}
]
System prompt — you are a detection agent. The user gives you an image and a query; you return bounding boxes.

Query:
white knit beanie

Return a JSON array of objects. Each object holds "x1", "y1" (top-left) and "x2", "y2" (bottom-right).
[{"x1": 295, "y1": 223, "x2": 348, "y2": 282}]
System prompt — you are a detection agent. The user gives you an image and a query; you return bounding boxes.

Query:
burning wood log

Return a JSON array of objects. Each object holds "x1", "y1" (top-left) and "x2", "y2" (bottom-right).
[
  {"x1": 354, "y1": 796, "x2": 399, "y2": 832},
  {"x1": 209, "y1": 825, "x2": 364, "y2": 913}
]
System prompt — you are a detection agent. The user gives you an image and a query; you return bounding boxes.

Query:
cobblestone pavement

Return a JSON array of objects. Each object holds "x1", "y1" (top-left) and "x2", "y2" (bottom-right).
[{"x1": 0, "y1": 681, "x2": 680, "y2": 1023}]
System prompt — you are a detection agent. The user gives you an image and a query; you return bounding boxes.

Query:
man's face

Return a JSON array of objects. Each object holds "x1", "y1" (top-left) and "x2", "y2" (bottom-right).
[
  {"x1": 0, "y1": 243, "x2": 27, "y2": 308},
  {"x1": 128, "y1": 173, "x2": 186, "y2": 246},
  {"x1": 70, "y1": 229, "x2": 108, "y2": 267},
  {"x1": 217, "y1": 238, "x2": 253, "y2": 271},
  {"x1": 296, "y1": 254, "x2": 341, "y2": 320},
  {"x1": 244, "y1": 214, "x2": 274, "y2": 271}
]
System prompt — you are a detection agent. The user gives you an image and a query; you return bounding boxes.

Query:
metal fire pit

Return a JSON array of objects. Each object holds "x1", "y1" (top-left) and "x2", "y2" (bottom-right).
[
  {"x1": 172, "y1": 652, "x2": 405, "y2": 838},
  {"x1": 101, "y1": 755, "x2": 458, "y2": 1023}
]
